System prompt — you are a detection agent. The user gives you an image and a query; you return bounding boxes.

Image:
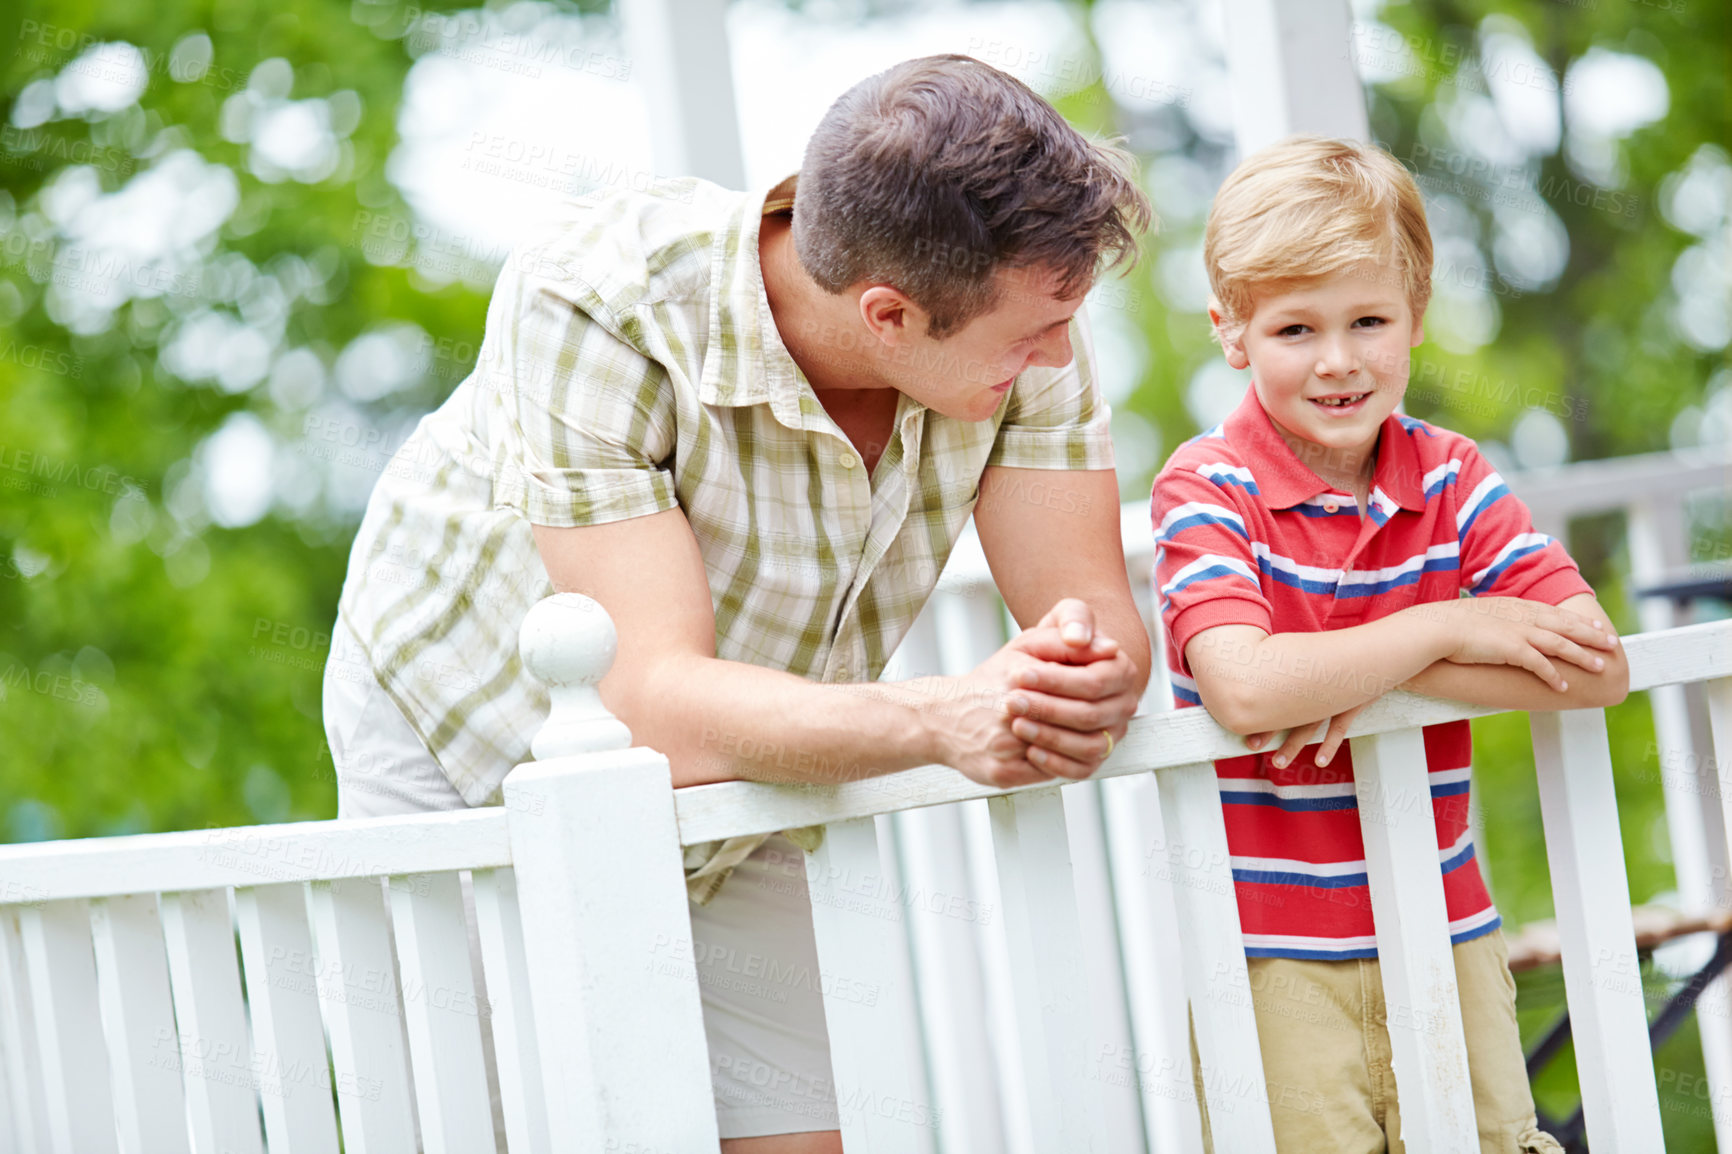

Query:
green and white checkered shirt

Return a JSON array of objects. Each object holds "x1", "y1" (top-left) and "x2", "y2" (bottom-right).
[{"x1": 334, "y1": 173, "x2": 1114, "y2": 900}]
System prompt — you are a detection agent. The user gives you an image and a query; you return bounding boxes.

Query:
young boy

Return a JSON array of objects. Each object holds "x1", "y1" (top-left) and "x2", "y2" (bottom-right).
[{"x1": 1151, "y1": 136, "x2": 1628, "y2": 1153}]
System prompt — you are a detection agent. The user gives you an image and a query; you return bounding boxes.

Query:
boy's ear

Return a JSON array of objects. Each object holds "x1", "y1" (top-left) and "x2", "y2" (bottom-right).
[{"x1": 1208, "y1": 303, "x2": 1251, "y2": 370}]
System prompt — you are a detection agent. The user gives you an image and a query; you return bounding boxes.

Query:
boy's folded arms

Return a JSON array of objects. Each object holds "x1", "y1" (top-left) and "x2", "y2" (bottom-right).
[{"x1": 1195, "y1": 590, "x2": 1629, "y2": 769}]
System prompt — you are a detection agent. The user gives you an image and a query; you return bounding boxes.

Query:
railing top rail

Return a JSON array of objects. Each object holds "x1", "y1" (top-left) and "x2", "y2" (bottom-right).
[
  {"x1": 0, "y1": 620, "x2": 1722, "y2": 904},
  {"x1": 0, "y1": 808, "x2": 511, "y2": 905},
  {"x1": 936, "y1": 447, "x2": 1732, "y2": 592},
  {"x1": 1501, "y1": 445, "x2": 1731, "y2": 518},
  {"x1": 671, "y1": 618, "x2": 1732, "y2": 846}
]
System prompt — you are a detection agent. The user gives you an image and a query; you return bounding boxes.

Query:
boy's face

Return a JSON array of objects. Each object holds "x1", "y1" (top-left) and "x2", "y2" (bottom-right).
[{"x1": 1215, "y1": 264, "x2": 1424, "y2": 477}]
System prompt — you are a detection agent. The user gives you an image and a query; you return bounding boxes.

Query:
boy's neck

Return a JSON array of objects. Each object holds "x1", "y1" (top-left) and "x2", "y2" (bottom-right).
[{"x1": 1270, "y1": 422, "x2": 1379, "y2": 503}]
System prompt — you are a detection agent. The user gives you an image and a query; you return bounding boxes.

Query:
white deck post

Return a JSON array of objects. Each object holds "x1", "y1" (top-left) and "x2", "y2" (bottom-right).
[
  {"x1": 616, "y1": 0, "x2": 747, "y2": 187},
  {"x1": 502, "y1": 593, "x2": 719, "y2": 1151},
  {"x1": 1220, "y1": 0, "x2": 1370, "y2": 152},
  {"x1": 1530, "y1": 708, "x2": 1664, "y2": 1150},
  {"x1": 1627, "y1": 498, "x2": 1732, "y2": 1151},
  {"x1": 1350, "y1": 728, "x2": 1477, "y2": 1152}
]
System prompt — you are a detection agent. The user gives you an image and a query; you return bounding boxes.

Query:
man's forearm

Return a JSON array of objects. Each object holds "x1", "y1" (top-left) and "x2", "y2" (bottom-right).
[
  {"x1": 611, "y1": 655, "x2": 948, "y2": 789},
  {"x1": 1067, "y1": 587, "x2": 1152, "y2": 698}
]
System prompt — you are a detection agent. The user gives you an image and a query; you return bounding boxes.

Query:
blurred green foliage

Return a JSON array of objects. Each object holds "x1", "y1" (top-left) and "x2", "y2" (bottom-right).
[{"x1": 0, "y1": 0, "x2": 1726, "y2": 1144}]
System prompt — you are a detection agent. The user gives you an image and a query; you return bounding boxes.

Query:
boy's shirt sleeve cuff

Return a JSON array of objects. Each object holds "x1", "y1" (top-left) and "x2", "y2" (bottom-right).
[
  {"x1": 1168, "y1": 599, "x2": 1275, "y2": 675},
  {"x1": 1504, "y1": 568, "x2": 1595, "y2": 607}
]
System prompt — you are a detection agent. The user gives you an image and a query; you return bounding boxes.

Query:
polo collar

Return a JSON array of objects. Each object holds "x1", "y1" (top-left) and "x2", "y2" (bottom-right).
[
  {"x1": 699, "y1": 172, "x2": 820, "y2": 433},
  {"x1": 1223, "y1": 387, "x2": 1424, "y2": 513}
]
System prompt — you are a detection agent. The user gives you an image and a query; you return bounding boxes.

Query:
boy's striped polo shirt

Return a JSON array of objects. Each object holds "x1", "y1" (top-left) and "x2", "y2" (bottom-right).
[{"x1": 1150, "y1": 388, "x2": 1592, "y2": 960}]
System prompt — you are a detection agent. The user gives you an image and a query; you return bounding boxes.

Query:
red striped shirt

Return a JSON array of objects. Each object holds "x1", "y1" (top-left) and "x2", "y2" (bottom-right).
[{"x1": 1150, "y1": 389, "x2": 1592, "y2": 959}]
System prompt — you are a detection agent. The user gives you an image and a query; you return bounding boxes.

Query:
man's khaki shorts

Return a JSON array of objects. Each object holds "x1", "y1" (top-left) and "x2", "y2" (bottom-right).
[
  {"x1": 323, "y1": 627, "x2": 838, "y2": 1140},
  {"x1": 1195, "y1": 929, "x2": 1563, "y2": 1154}
]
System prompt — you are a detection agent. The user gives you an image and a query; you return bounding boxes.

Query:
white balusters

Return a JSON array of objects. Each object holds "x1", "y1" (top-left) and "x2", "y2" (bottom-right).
[
  {"x1": 1350, "y1": 728, "x2": 1476, "y2": 1153},
  {"x1": 0, "y1": 908, "x2": 49, "y2": 1152},
  {"x1": 390, "y1": 872, "x2": 497, "y2": 1154},
  {"x1": 89, "y1": 894, "x2": 191, "y2": 1153},
  {"x1": 471, "y1": 868, "x2": 550, "y2": 1154},
  {"x1": 1155, "y1": 762, "x2": 1276, "y2": 1154},
  {"x1": 1530, "y1": 708, "x2": 1664, "y2": 1150},
  {"x1": 0, "y1": 603, "x2": 1720, "y2": 1154},
  {"x1": 988, "y1": 786, "x2": 1106, "y2": 1149},
  {"x1": 933, "y1": 588, "x2": 1033, "y2": 1152},
  {"x1": 159, "y1": 888, "x2": 265, "y2": 1154},
  {"x1": 18, "y1": 899, "x2": 118, "y2": 1153},
  {"x1": 307, "y1": 876, "x2": 418, "y2": 1154},
  {"x1": 1100, "y1": 772, "x2": 1205, "y2": 1154},
  {"x1": 895, "y1": 800, "x2": 1009, "y2": 1153},
  {"x1": 1061, "y1": 780, "x2": 1152, "y2": 1153},
  {"x1": 233, "y1": 883, "x2": 341, "y2": 1153},
  {"x1": 804, "y1": 816, "x2": 929, "y2": 1152},
  {"x1": 503, "y1": 592, "x2": 719, "y2": 1149},
  {"x1": 1705, "y1": 673, "x2": 1732, "y2": 1154},
  {"x1": 1711, "y1": 677, "x2": 1732, "y2": 875}
]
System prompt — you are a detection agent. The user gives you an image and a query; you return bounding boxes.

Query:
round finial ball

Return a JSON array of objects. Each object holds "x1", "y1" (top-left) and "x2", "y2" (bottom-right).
[{"x1": 519, "y1": 593, "x2": 617, "y2": 689}]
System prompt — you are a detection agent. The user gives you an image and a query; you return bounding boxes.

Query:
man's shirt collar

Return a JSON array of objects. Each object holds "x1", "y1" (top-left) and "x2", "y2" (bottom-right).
[
  {"x1": 1222, "y1": 386, "x2": 1424, "y2": 513},
  {"x1": 700, "y1": 173, "x2": 818, "y2": 433}
]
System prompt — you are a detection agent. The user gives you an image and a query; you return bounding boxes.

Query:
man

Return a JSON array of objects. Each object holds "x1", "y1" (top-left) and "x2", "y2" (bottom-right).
[{"x1": 324, "y1": 53, "x2": 1153, "y2": 1152}]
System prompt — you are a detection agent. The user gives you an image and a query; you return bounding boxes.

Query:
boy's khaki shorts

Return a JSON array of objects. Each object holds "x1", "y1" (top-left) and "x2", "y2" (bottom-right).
[{"x1": 1196, "y1": 929, "x2": 1563, "y2": 1154}]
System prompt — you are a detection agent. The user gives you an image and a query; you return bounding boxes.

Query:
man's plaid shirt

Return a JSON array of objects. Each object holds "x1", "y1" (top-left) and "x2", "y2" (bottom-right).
[{"x1": 333, "y1": 174, "x2": 1115, "y2": 900}]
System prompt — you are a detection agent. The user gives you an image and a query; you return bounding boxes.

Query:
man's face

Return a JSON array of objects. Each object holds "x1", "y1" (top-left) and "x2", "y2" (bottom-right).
[
  {"x1": 889, "y1": 265, "x2": 1086, "y2": 421},
  {"x1": 1220, "y1": 264, "x2": 1424, "y2": 475}
]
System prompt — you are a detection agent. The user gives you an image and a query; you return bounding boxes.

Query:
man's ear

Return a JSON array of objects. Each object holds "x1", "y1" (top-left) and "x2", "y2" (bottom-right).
[
  {"x1": 1208, "y1": 303, "x2": 1250, "y2": 370},
  {"x1": 859, "y1": 285, "x2": 923, "y2": 346}
]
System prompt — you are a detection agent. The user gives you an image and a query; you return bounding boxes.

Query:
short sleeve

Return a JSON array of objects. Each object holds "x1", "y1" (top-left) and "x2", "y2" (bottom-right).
[
  {"x1": 483, "y1": 261, "x2": 679, "y2": 528},
  {"x1": 1151, "y1": 464, "x2": 1274, "y2": 675},
  {"x1": 1453, "y1": 444, "x2": 1592, "y2": 604},
  {"x1": 985, "y1": 305, "x2": 1116, "y2": 471}
]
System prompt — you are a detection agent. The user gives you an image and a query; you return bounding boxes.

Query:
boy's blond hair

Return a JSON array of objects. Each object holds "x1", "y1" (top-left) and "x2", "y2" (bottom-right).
[{"x1": 1204, "y1": 136, "x2": 1433, "y2": 344}]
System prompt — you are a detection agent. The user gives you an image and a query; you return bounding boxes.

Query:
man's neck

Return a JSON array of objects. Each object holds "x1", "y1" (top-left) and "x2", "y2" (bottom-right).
[{"x1": 758, "y1": 214, "x2": 897, "y2": 398}]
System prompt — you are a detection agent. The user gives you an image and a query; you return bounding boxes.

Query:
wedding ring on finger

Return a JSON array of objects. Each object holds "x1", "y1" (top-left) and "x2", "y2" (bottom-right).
[{"x1": 1101, "y1": 729, "x2": 1115, "y2": 759}]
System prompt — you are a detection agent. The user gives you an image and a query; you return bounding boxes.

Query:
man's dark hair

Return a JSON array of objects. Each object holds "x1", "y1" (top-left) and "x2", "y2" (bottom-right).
[{"x1": 792, "y1": 54, "x2": 1153, "y2": 339}]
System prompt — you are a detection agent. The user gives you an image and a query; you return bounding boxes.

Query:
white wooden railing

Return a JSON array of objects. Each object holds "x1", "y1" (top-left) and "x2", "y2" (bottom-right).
[{"x1": 0, "y1": 593, "x2": 1727, "y2": 1153}]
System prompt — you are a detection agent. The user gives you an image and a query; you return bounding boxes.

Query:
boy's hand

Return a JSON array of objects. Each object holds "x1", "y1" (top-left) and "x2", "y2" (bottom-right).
[
  {"x1": 1416, "y1": 597, "x2": 1619, "y2": 693},
  {"x1": 1246, "y1": 701, "x2": 1370, "y2": 768}
]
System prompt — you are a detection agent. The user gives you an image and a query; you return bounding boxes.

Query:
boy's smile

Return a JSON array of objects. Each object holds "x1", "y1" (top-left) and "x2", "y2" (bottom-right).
[{"x1": 1213, "y1": 263, "x2": 1425, "y2": 492}]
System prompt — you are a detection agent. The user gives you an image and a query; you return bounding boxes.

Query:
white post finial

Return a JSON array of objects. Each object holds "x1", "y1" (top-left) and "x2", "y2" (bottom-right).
[{"x1": 520, "y1": 594, "x2": 633, "y2": 759}]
